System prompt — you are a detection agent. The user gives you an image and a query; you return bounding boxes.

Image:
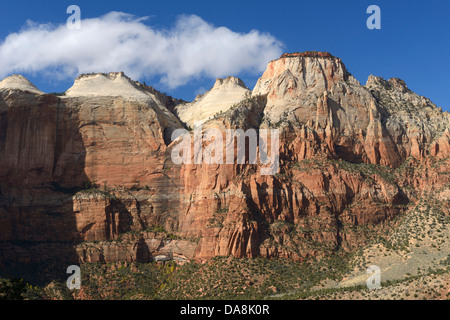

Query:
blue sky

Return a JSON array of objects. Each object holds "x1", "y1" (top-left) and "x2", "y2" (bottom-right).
[{"x1": 0, "y1": 0, "x2": 449, "y2": 110}]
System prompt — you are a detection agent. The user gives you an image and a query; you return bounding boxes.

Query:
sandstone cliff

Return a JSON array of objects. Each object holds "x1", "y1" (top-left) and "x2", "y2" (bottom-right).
[{"x1": 0, "y1": 52, "x2": 448, "y2": 281}]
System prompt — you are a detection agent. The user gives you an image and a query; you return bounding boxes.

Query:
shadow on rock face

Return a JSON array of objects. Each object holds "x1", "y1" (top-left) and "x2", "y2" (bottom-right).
[{"x1": 0, "y1": 93, "x2": 89, "y2": 285}]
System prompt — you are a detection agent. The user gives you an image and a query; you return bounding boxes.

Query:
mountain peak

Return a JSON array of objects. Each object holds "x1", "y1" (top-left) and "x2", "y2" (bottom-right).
[
  {"x1": 65, "y1": 71, "x2": 151, "y2": 100},
  {"x1": 252, "y1": 50, "x2": 349, "y2": 119},
  {"x1": 388, "y1": 77, "x2": 410, "y2": 93},
  {"x1": 75, "y1": 71, "x2": 128, "y2": 81},
  {"x1": 0, "y1": 74, "x2": 43, "y2": 94},
  {"x1": 278, "y1": 51, "x2": 337, "y2": 60},
  {"x1": 366, "y1": 74, "x2": 386, "y2": 86},
  {"x1": 366, "y1": 75, "x2": 410, "y2": 93},
  {"x1": 175, "y1": 76, "x2": 250, "y2": 128},
  {"x1": 213, "y1": 76, "x2": 247, "y2": 89}
]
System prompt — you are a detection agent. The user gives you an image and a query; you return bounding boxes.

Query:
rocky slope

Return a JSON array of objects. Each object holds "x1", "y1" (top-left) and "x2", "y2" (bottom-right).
[{"x1": 0, "y1": 52, "x2": 448, "y2": 285}]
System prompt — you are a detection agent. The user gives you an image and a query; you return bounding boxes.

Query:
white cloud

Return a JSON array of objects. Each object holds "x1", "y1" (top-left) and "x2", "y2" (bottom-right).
[{"x1": 0, "y1": 12, "x2": 283, "y2": 88}]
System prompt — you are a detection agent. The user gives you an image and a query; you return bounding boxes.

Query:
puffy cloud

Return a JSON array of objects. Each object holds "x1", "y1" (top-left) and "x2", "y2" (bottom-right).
[{"x1": 0, "y1": 12, "x2": 283, "y2": 88}]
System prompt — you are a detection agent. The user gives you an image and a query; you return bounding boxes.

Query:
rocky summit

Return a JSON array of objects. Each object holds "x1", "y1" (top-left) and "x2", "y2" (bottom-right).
[{"x1": 0, "y1": 52, "x2": 449, "y2": 298}]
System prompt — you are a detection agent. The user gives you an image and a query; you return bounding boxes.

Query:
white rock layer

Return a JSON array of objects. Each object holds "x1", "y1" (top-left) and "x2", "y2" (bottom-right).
[
  {"x1": 0, "y1": 74, "x2": 44, "y2": 94},
  {"x1": 65, "y1": 72, "x2": 153, "y2": 101},
  {"x1": 175, "y1": 76, "x2": 250, "y2": 128}
]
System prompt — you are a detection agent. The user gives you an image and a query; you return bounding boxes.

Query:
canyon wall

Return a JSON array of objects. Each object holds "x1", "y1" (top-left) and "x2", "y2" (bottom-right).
[{"x1": 0, "y1": 54, "x2": 448, "y2": 279}]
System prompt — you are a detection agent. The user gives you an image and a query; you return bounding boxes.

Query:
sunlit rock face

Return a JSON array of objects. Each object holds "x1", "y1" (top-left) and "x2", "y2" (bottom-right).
[
  {"x1": 0, "y1": 52, "x2": 448, "y2": 271},
  {"x1": 175, "y1": 76, "x2": 250, "y2": 128}
]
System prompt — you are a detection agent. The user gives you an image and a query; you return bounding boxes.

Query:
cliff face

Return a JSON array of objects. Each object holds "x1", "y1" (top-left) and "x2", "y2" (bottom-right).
[
  {"x1": 253, "y1": 53, "x2": 449, "y2": 166},
  {"x1": 0, "y1": 53, "x2": 448, "y2": 275}
]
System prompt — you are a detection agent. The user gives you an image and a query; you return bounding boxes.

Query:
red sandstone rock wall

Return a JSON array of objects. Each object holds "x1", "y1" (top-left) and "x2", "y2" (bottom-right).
[{"x1": 0, "y1": 53, "x2": 448, "y2": 270}]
